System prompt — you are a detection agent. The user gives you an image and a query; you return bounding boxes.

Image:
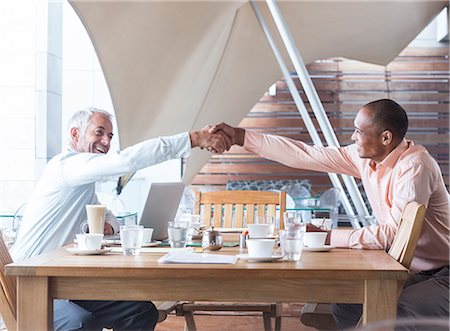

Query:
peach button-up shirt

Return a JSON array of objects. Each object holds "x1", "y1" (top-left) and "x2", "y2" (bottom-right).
[{"x1": 244, "y1": 131, "x2": 449, "y2": 271}]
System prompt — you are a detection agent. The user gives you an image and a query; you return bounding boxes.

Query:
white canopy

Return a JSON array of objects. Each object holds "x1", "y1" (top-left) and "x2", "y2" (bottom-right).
[{"x1": 70, "y1": 0, "x2": 446, "y2": 182}]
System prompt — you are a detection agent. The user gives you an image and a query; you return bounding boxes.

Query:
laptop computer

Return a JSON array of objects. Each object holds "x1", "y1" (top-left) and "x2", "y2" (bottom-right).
[{"x1": 138, "y1": 182, "x2": 185, "y2": 240}]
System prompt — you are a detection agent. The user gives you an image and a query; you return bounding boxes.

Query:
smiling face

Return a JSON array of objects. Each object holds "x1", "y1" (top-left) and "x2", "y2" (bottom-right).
[
  {"x1": 351, "y1": 107, "x2": 393, "y2": 163},
  {"x1": 71, "y1": 112, "x2": 114, "y2": 154}
]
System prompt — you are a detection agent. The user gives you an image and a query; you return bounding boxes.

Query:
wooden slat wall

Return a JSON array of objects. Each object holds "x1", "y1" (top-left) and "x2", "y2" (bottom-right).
[{"x1": 192, "y1": 47, "x2": 449, "y2": 193}]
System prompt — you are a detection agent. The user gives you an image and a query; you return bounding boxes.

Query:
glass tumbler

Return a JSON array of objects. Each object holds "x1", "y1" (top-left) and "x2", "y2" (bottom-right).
[
  {"x1": 279, "y1": 227, "x2": 305, "y2": 261},
  {"x1": 120, "y1": 225, "x2": 144, "y2": 256},
  {"x1": 167, "y1": 221, "x2": 190, "y2": 248}
]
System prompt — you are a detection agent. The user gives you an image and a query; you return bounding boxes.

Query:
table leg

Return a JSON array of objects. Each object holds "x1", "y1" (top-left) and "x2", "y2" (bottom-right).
[
  {"x1": 17, "y1": 276, "x2": 52, "y2": 331},
  {"x1": 363, "y1": 279, "x2": 398, "y2": 325}
]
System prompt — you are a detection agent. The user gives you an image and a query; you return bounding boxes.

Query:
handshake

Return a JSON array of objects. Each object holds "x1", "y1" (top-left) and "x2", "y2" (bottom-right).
[{"x1": 190, "y1": 123, "x2": 245, "y2": 154}]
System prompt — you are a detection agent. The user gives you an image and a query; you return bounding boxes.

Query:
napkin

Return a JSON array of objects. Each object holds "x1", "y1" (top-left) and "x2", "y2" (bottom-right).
[{"x1": 158, "y1": 251, "x2": 238, "y2": 264}]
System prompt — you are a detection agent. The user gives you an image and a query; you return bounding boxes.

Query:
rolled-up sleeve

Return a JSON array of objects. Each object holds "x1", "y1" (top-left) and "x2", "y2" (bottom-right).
[
  {"x1": 244, "y1": 131, "x2": 361, "y2": 178},
  {"x1": 62, "y1": 132, "x2": 191, "y2": 186}
]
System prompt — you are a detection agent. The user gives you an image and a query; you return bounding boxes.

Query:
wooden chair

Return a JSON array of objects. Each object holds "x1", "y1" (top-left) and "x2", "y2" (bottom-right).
[
  {"x1": 0, "y1": 231, "x2": 17, "y2": 331},
  {"x1": 194, "y1": 190, "x2": 286, "y2": 229},
  {"x1": 300, "y1": 201, "x2": 426, "y2": 330},
  {"x1": 176, "y1": 190, "x2": 286, "y2": 331}
]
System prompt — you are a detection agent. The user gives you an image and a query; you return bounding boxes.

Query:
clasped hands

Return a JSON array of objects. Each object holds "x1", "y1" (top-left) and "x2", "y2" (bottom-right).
[{"x1": 190, "y1": 123, "x2": 245, "y2": 154}]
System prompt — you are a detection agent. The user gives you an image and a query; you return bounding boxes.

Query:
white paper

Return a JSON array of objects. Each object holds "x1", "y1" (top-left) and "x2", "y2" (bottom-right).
[
  {"x1": 158, "y1": 251, "x2": 238, "y2": 264},
  {"x1": 110, "y1": 247, "x2": 191, "y2": 254}
]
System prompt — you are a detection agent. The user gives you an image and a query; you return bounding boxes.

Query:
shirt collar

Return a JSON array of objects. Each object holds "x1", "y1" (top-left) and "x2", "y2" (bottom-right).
[{"x1": 375, "y1": 139, "x2": 411, "y2": 170}]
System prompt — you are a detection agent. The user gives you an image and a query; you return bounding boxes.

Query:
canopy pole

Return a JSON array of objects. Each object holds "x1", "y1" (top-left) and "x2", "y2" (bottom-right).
[
  {"x1": 250, "y1": 0, "x2": 360, "y2": 227},
  {"x1": 265, "y1": 0, "x2": 370, "y2": 218}
]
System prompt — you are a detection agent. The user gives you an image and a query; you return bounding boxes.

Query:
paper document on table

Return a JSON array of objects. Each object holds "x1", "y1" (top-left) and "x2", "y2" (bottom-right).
[
  {"x1": 111, "y1": 247, "x2": 191, "y2": 254},
  {"x1": 158, "y1": 251, "x2": 238, "y2": 264}
]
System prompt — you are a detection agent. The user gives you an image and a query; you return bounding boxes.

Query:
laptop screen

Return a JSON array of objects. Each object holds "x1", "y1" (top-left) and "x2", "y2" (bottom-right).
[{"x1": 138, "y1": 182, "x2": 185, "y2": 240}]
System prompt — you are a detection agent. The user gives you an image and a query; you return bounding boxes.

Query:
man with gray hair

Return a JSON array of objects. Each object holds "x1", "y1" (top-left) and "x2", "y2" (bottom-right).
[{"x1": 11, "y1": 107, "x2": 231, "y2": 330}]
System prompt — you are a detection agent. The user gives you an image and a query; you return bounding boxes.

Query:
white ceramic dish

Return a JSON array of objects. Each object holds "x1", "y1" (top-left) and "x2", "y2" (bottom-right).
[
  {"x1": 303, "y1": 245, "x2": 334, "y2": 252},
  {"x1": 236, "y1": 254, "x2": 283, "y2": 262},
  {"x1": 66, "y1": 247, "x2": 112, "y2": 255}
]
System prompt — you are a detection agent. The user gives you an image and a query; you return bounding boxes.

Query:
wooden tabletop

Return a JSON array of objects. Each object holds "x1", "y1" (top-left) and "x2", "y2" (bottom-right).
[{"x1": 6, "y1": 247, "x2": 407, "y2": 280}]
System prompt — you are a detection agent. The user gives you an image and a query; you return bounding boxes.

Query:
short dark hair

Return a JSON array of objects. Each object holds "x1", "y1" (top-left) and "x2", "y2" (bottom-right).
[{"x1": 363, "y1": 99, "x2": 408, "y2": 142}]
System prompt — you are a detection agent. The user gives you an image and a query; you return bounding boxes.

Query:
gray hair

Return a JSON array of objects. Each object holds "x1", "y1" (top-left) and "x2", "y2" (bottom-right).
[{"x1": 66, "y1": 107, "x2": 113, "y2": 145}]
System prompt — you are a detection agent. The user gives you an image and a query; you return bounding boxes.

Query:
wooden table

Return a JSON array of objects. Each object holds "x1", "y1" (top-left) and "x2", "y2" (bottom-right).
[{"x1": 6, "y1": 247, "x2": 408, "y2": 330}]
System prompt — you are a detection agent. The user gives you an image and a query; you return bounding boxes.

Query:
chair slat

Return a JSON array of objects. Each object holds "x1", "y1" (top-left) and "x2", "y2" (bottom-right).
[
  {"x1": 267, "y1": 204, "x2": 276, "y2": 218},
  {"x1": 246, "y1": 204, "x2": 255, "y2": 225},
  {"x1": 213, "y1": 204, "x2": 222, "y2": 227},
  {"x1": 256, "y1": 204, "x2": 265, "y2": 219},
  {"x1": 235, "y1": 205, "x2": 245, "y2": 228},
  {"x1": 203, "y1": 204, "x2": 212, "y2": 226},
  {"x1": 224, "y1": 205, "x2": 233, "y2": 228}
]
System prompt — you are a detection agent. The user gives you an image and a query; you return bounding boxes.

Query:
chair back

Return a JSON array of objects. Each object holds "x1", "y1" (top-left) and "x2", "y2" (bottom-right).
[
  {"x1": 195, "y1": 190, "x2": 286, "y2": 228},
  {"x1": 388, "y1": 201, "x2": 426, "y2": 269},
  {"x1": 0, "y1": 231, "x2": 16, "y2": 331}
]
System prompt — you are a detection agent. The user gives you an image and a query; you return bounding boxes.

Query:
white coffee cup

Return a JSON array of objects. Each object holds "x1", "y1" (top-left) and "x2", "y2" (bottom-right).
[
  {"x1": 248, "y1": 224, "x2": 274, "y2": 238},
  {"x1": 303, "y1": 232, "x2": 328, "y2": 248},
  {"x1": 81, "y1": 204, "x2": 106, "y2": 234},
  {"x1": 76, "y1": 233, "x2": 103, "y2": 250},
  {"x1": 142, "y1": 228, "x2": 154, "y2": 244},
  {"x1": 246, "y1": 239, "x2": 275, "y2": 258}
]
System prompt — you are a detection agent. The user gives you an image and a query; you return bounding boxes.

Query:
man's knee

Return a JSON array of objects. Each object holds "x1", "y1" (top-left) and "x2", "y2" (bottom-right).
[
  {"x1": 331, "y1": 303, "x2": 362, "y2": 330},
  {"x1": 54, "y1": 299, "x2": 94, "y2": 331},
  {"x1": 116, "y1": 301, "x2": 159, "y2": 330}
]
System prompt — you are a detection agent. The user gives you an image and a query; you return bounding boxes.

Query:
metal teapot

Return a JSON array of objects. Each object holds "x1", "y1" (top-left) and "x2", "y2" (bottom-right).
[{"x1": 202, "y1": 227, "x2": 223, "y2": 251}]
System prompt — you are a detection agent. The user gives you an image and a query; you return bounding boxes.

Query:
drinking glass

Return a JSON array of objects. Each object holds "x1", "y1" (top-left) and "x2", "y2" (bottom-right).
[
  {"x1": 177, "y1": 213, "x2": 202, "y2": 244},
  {"x1": 279, "y1": 227, "x2": 305, "y2": 261},
  {"x1": 283, "y1": 211, "x2": 304, "y2": 230},
  {"x1": 167, "y1": 221, "x2": 189, "y2": 248},
  {"x1": 120, "y1": 225, "x2": 144, "y2": 255}
]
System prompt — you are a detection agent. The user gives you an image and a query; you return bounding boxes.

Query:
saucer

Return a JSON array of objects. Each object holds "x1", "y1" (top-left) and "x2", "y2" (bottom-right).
[
  {"x1": 66, "y1": 247, "x2": 112, "y2": 255},
  {"x1": 236, "y1": 254, "x2": 284, "y2": 262},
  {"x1": 303, "y1": 245, "x2": 334, "y2": 252},
  {"x1": 142, "y1": 241, "x2": 160, "y2": 247},
  {"x1": 103, "y1": 240, "x2": 160, "y2": 247}
]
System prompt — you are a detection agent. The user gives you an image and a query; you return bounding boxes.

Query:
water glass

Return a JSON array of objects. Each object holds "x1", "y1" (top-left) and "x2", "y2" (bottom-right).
[
  {"x1": 279, "y1": 227, "x2": 305, "y2": 261},
  {"x1": 120, "y1": 225, "x2": 144, "y2": 255},
  {"x1": 283, "y1": 211, "x2": 304, "y2": 230},
  {"x1": 177, "y1": 213, "x2": 202, "y2": 243},
  {"x1": 167, "y1": 221, "x2": 189, "y2": 248}
]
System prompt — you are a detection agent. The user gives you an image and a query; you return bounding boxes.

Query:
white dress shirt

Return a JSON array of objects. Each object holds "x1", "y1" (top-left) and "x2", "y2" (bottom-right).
[{"x1": 11, "y1": 132, "x2": 191, "y2": 261}]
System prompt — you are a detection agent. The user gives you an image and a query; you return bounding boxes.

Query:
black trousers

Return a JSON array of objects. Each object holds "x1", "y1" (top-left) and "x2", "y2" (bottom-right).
[
  {"x1": 54, "y1": 300, "x2": 159, "y2": 331},
  {"x1": 331, "y1": 266, "x2": 449, "y2": 330}
]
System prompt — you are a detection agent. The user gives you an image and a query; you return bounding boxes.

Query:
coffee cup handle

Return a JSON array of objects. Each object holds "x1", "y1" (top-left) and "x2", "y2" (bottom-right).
[{"x1": 80, "y1": 221, "x2": 89, "y2": 234}]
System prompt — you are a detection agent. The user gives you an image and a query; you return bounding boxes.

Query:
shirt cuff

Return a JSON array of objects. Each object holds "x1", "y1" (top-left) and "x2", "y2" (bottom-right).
[
  {"x1": 106, "y1": 219, "x2": 120, "y2": 235},
  {"x1": 173, "y1": 132, "x2": 192, "y2": 158}
]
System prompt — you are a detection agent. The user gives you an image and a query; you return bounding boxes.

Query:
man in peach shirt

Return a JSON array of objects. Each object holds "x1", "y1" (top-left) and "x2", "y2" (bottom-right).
[{"x1": 212, "y1": 99, "x2": 449, "y2": 327}]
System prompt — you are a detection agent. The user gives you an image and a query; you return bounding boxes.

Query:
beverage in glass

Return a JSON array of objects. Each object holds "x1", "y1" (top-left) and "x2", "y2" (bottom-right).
[
  {"x1": 280, "y1": 227, "x2": 305, "y2": 261},
  {"x1": 167, "y1": 221, "x2": 189, "y2": 248},
  {"x1": 120, "y1": 225, "x2": 144, "y2": 255}
]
